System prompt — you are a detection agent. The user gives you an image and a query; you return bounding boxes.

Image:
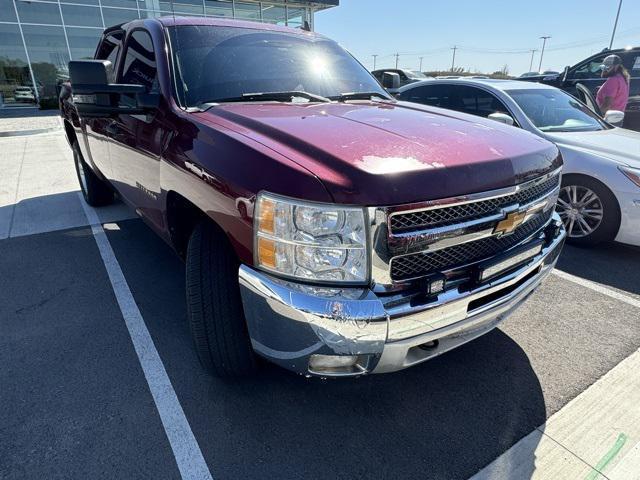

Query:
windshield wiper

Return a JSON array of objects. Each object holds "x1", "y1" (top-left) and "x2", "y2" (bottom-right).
[
  {"x1": 201, "y1": 91, "x2": 331, "y2": 108},
  {"x1": 329, "y1": 92, "x2": 391, "y2": 102}
]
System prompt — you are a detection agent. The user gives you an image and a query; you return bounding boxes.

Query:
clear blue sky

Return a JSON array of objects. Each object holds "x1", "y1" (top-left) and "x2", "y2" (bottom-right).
[{"x1": 315, "y1": 0, "x2": 640, "y2": 75}]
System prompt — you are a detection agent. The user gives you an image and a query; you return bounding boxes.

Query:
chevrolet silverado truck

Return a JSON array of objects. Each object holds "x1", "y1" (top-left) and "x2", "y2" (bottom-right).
[{"x1": 60, "y1": 17, "x2": 566, "y2": 378}]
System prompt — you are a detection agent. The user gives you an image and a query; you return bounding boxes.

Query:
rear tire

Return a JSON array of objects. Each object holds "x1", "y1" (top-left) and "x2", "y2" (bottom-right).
[
  {"x1": 186, "y1": 221, "x2": 257, "y2": 377},
  {"x1": 72, "y1": 141, "x2": 113, "y2": 206},
  {"x1": 556, "y1": 174, "x2": 620, "y2": 246}
]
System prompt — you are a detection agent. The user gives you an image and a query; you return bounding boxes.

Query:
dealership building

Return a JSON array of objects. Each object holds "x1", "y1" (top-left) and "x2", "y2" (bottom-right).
[{"x1": 0, "y1": 0, "x2": 338, "y2": 106}]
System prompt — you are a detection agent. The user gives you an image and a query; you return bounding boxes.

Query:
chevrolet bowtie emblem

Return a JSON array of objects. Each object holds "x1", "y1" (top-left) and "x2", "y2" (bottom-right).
[{"x1": 494, "y1": 211, "x2": 526, "y2": 236}]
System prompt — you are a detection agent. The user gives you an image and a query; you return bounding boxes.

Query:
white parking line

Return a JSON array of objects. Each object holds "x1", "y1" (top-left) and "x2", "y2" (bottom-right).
[
  {"x1": 552, "y1": 269, "x2": 640, "y2": 309},
  {"x1": 79, "y1": 193, "x2": 213, "y2": 480}
]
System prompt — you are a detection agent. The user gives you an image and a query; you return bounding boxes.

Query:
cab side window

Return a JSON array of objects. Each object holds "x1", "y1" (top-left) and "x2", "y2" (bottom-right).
[
  {"x1": 571, "y1": 54, "x2": 607, "y2": 80},
  {"x1": 119, "y1": 30, "x2": 158, "y2": 92},
  {"x1": 95, "y1": 31, "x2": 123, "y2": 82}
]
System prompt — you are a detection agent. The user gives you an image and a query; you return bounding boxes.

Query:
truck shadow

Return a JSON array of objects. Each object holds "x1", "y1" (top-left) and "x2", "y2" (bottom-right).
[
  {"x1": 557, "y1": 242, "x2": 640, "y2": 296},
  {"x1": 106, "y1": 218, "x2": 544, "y2": 480}
]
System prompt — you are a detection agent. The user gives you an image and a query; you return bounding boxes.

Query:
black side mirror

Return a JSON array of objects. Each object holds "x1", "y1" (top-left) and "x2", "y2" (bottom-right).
[
  {"x1": 382, "y1": 72, "x2": 401, "y2": 90},
  {"x1": 69, "y1": 60, "x2": 158, "y2": 117}
]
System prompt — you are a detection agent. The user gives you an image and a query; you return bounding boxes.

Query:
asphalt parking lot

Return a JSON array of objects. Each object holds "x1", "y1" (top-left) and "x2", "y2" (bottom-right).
[{"x1": 1, "y1": 132, "x2": 639, "y2": 479}]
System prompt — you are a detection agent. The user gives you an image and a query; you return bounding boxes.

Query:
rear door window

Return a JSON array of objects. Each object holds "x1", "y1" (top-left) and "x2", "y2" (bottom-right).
[{"x1": 398, "y1": 84, "x2": 452, "y2": 108}]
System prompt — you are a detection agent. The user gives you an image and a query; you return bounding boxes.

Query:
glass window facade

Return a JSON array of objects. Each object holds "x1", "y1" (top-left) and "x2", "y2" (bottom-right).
[{"x1": 0, "y1": 0, "x2": 332, "y2": 107}]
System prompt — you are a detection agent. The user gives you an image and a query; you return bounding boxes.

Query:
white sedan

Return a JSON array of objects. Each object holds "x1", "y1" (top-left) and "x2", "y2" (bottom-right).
[{"x1": 396, "y1": 79, "x2": 640, "y2": 246}]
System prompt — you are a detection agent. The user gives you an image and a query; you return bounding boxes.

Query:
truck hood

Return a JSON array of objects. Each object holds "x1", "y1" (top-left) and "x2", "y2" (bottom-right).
[
  {"x1": 196, "y1": 101, "x2": 560, "y2": 205},
  {"x1": 545, "y1": 128, "x2": 640, "y2": 169}
]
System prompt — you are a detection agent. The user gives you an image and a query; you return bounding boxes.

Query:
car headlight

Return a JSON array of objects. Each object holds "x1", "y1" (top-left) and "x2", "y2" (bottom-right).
[
  {"x1": 254, "y1": 192, "x2": 369, "y2": 284},
  {"x1": 619, "y1": 166, "x2": 640, "y2": 188}
]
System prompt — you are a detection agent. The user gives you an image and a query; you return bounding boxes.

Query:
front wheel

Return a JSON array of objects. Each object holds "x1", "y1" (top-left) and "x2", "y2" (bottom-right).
[
  {"x1": 185, "y1": 221, "x2": 257, "y2": 378},
  {"x1": 555, "y1": 175, "x2": 620, "y2": 246}
]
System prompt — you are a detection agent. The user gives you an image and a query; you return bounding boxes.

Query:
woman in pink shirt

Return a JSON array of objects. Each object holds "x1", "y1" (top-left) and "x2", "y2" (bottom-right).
[{"x1": 596, "y1": 54, "x2": 630, "y2": 113}]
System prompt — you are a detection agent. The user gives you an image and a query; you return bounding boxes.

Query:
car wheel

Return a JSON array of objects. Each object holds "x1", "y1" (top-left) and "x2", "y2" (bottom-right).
[
  {"x1": 555, "y1": 174, "x2": 620, "y2": 246},
  {"x1": 186, "y1": 221, "x2": 257, "y2": 377},
  {"x1": 72, "y1": 141, "x2": 113, "y2": 206}
]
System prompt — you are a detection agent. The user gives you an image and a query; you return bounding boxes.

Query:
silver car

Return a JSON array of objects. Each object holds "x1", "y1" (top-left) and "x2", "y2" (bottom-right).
[{"x1": 397, "y1": 79, "x2": 640, "y2": 247}]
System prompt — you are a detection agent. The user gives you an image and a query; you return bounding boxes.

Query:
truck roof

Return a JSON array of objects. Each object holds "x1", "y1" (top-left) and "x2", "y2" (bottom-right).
[{"x1": 112, "y1": 15, "x2": 316, "y2": 36}]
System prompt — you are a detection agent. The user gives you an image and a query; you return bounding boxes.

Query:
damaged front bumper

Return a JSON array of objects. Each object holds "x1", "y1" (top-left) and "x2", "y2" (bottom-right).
[{"x1": 239, "y1": 214, "x2": 566, "y2": 377}]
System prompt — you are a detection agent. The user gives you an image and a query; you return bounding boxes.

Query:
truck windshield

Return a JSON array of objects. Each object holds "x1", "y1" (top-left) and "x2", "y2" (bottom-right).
[
  {"x1": 508, "y1": 88, "x2": 607, "y2": 132},
  {"x1": 168, "y1": 25, "x2": 389, "y2": 108}
]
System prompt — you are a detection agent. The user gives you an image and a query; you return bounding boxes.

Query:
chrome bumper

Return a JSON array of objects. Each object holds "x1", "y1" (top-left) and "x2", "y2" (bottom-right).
[{"x1": 239, "y1": 214, "x2": 566, "y2": 377}]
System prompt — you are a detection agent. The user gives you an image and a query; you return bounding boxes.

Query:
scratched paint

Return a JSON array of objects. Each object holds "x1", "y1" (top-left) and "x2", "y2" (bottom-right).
[{"x1": 585, "y1": 433, "x2": 628, "y2": 480}]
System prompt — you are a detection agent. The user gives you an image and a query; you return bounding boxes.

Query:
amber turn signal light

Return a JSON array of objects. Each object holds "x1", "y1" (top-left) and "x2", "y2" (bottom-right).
[
  {"x1": 257, "y1": 237, "x2": 276, "y2": 268},
  {"x1": 257, "y1": 197, "x2": 275, "y2": 234}
]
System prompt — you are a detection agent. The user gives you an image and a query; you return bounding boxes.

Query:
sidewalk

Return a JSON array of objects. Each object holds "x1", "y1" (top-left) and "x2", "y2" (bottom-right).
[
  {"x1": 0, "y1": 132, "x2": 134, "y2": 239},
  {"x1": 0, "y1": 109, "x2": 62, "y2": 136},
  {"x1": 472, "y1": 339, "x2": 640, "y2": 479}
]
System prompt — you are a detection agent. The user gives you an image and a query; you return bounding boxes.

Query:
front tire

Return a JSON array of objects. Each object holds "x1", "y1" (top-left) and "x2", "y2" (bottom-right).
[
  {"x1": 556, "y1": 174, "x2": 620, "y2": 246},
  {"x1": 72, "y1": 141, "x2": 113, "y2": 206},
  {"x1": 186, "y1": 221, "x2": 257, "y2": 378}
]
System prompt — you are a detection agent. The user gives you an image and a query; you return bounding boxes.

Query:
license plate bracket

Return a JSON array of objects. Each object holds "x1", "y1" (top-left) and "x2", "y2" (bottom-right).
[{"x1": 476, "y1": 240, "x2": 543, "y2": 283}]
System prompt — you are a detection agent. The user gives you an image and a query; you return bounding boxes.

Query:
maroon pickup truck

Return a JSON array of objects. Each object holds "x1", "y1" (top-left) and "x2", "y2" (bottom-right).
[{"x1": 60, "y1": 17, "x2": 565, "y2": 378}]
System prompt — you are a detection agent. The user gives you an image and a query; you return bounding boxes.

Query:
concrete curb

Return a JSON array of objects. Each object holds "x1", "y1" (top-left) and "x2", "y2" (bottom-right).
[
  {"x1": 0, "y1": 126, "x2": 62, "y2": 137},
  {"x1": 0, "y1": 116, "x2": 63, "y2": 137}
]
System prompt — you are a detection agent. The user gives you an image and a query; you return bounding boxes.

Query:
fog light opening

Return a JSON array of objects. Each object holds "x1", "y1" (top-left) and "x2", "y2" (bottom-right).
[
  {"x1": 418, "y1": 340, "x2": 439, "y2": 351},
  {"x1": 308, "y1": 354, "x2": 367, "y2": 376}
]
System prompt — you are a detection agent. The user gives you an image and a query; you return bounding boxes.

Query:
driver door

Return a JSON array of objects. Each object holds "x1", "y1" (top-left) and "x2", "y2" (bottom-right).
[
  {"x1": 105, "y1": 28, "x2": 167, "y2": 231},
  {"x1": 575, "y1": 83, "x2": 601, "y2": 116},
  {"x1": 564, "y1": 53, "x2": 608, "y2": 99}
]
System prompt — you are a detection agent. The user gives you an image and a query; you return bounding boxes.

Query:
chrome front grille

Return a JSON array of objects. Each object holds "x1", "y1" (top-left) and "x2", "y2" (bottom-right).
[
  {"x1": 389, "y1": 174, "x2": 560, "y2": 233},
  {"x1": 369, "y1": 167, "x2": 562, "y2": 289},
  {"x1": 390, "y1": 209, "x2": 552, "y2": 281}
]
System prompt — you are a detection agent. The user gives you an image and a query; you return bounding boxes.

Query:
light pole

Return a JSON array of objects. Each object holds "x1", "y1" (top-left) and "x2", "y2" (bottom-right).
[
  {"x1": 419, "y1": 56, "x2": 424, "y2": 72},
  {"x1": 609, "y1": 0, "x2": 623, "y2": 49},
  {"x1": 372, "y1": 54, "x2": 378, "y2": 70},
  {"x1": 529, "y1": 49, "x2": 537, "y2": 72},
  {"x1": 394, "y1": 53, "x2": 400, "y2": 69},
  {"x1": 451, "y1": 46, "x2": 457, "y2": 72},
  {"x1": 538, "y1": 36, "x2": 551, "y2": 72}
]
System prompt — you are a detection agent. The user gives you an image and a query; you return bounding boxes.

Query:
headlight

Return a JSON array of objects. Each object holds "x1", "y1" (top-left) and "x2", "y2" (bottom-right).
[
  {"x1": 619, "y1": 166, "x2": 640, "y2": 188},
  {"x1": 254, "y1": 192, "x2": 368, "y2": 284}
]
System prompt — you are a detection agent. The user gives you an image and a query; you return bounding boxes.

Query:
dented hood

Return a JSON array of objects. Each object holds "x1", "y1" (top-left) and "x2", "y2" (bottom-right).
[{"x1": 196, "y1": 101, "x2": 560, "y2": 205}]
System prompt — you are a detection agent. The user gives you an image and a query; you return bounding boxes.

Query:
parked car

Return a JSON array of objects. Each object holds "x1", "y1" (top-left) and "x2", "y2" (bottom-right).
[
  {"x1": 518, "y1": 47, "x2": 640, "y2": 131},
  {"x1": 371, "y1": 68, "x2": 430, "y2": 87},
  {"x1": 397, "y1": 78, "x2": 640, "y2": 247},
  {"x1": 14, "y1": 86, "x2": 36, "y2": 103},
  {"x1": 61, "y1": 18, "x2": 565, "y2": 378}
]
